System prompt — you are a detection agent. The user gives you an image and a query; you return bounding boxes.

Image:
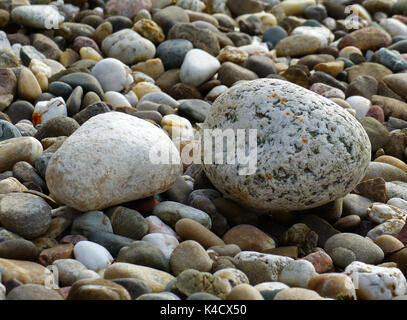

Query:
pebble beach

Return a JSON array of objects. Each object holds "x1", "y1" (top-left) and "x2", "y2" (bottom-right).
[{"x1": 2, "y1": 0, "x2": 407, "y2": 301}]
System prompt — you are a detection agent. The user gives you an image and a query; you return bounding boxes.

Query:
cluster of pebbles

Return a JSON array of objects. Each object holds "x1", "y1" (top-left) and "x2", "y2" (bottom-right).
[{"x1": 2, "y1": 0, "x2": 407, "y2": 301}]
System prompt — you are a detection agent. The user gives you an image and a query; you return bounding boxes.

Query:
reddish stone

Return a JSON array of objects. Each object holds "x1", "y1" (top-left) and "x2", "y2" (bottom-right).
[
  {"x1": 38, "y1": 244, "x2": 74, "y2": 266},
  {"x1": 60, "y1": 235, "x2": 87, "y2": 246},
  {"x1": 303, "y1": 251, "x2": 334, "y2": 273},
  {"x1": 72, "y1": 36, "x2": 101, "y2": 54},
  {"x1": 394, "y1": 15, "x2": 407, "y2": 26},
  {"x1": 125, "y1": 196, "x2": 159, "y2": 214},
  {"x1": 57, "y1": 286, "x2": 71, "y2": 299},
  {"x1": 366, "y1": 105, "x2": 385, "y2": 123}
]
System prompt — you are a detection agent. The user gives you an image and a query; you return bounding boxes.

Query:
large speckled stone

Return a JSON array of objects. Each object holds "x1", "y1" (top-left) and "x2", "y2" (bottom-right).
[
  {"x1": 45, "y1": 112, "x2": 182, "y2": 212},
  {"x1": 202, "y1": 79, "x2": 371, "y2": 212}
]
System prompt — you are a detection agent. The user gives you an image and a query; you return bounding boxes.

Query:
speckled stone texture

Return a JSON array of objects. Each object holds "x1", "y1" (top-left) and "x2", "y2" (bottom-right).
[{"x1": 202, "y1": 79, "x2": 371, "y2": 212}]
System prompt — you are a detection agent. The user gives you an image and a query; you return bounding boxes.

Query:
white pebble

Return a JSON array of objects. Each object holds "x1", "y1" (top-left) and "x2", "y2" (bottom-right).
[
  {"x1": 345, "y1": 95, "x2": 371, "y2": 119},
  {"x1": 141, "y1": 233, "x2": 179, "y2": 260},
  {"x1": 278, "y1": 259, "x2": 317, "y2": 288},
  {"x1": 74, "y1": 240, "x2": 113, "y2": 272},
  {"x1": 180, "y1": 49, "x2": 221, "y2": 87},
  {"x1": 103, "y1": 91, "x2": 132, "y2": 108},
  {"x1": 91, "y1": 58, "x2": 133, "y2": 92},
  {"x1": 33, "y1": 97, "x2": 67, "y2": 125}
]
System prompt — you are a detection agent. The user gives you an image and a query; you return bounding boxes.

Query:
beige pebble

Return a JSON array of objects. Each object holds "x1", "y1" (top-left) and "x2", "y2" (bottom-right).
[
  {"x1": 226, "y1": 284, "x2": 264, "y2": 300},
  {"x1": 0, "y1": 177, "x2": 28, "y2": 194},
  {"x1": 18, "y1": 68, "x2": 42, "y2": 101},
  {"x1": 175, "y1": 218, "x2": 225, "y2": 249},
  {"x1": 103, "y1": 262, "x2": 174, "y2": 293}
]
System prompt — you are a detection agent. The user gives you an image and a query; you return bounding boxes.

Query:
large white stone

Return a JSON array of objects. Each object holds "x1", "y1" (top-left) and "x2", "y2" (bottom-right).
[
  {"x1": 344, "y1": 261, "x2": 407, "y2": 300},
  {"x1": 45, "y1": 112, "x2": 182, "y2": 211},
  {"x1": 180, "y1": 49, "x2": 221, "y2": 87},
  {"x1": 202, "y1": 79, "x2": 371, "y2": 211},
  {"x1": 74, "y1": 241, "x2": 113, "y2": 272},
  {"x1": 91, "y1": 58, "x2": 133, "y2": 92},
  {"x1": 101, "y1": 29, "x2": 156, "y2": 65},
  {"x1": 11, "y1": 5, "x2": 64, "y2": 29},
  {"x1": 274, "y1": 0, "x2": 316, "y2": 16}
]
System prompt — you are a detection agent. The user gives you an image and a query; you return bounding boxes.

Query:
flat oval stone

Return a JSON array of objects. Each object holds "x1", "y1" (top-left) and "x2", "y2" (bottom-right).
[
  {"x1": 324, "y1": 233, "x2": 384, "y2": 268},
  {"x1": 11, "y1": 5, "x2": 64, "y2": 29},
  {"x1": 0, "y1": 239, "x2": 39, "y2": 261},
  {"x1": 202, "y1": 79, "x2": 371, "y2": 212},
  {"x1": 0, "y1": 193, "x2": 52, "y2": 239},
  {"x1": 58, "y1": 72, "x2": 104, "y2": 98},
  {"x1": 153, "y1": 201, "x2": 212, "y2": 229},
  {"x1": 175, "y1": 218, "x2": 224, "y2": 249},
  {"x1": 71, "y1": 211, "x2": 113, "y2": 237},
  {"x1": 7, "y1": 284, "x2": 63, "y2": 300},
  {"x1": 117, "y1": 241, "x2": 168, "y2": 271},
  {"x1": 67, "y1": 278, "x2": 130, "y2": 300}
]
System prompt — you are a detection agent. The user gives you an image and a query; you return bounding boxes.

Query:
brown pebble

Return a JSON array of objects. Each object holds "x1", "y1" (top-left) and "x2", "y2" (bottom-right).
[
  {"x1": 38, "y1": 243, "x2": 74, "y2": 266},
  {"x1": 374, "y1": 235, "x2": 404, "y2": 255},
  {"x1": 333, "y1": 215, "x2": 361, "y2": 231},
  {"x1": 222, "y1": 224, "x2": 275, "y2": 252},
  {"x1": 175, "y1": 218, "x2": 225, "y2": 249},
  {"x1": 18, "y1": 68, "x2": 42, "y2": 102},
  {"x1": 263, "y1": 246, "x2": 298, "y2": 259}
]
